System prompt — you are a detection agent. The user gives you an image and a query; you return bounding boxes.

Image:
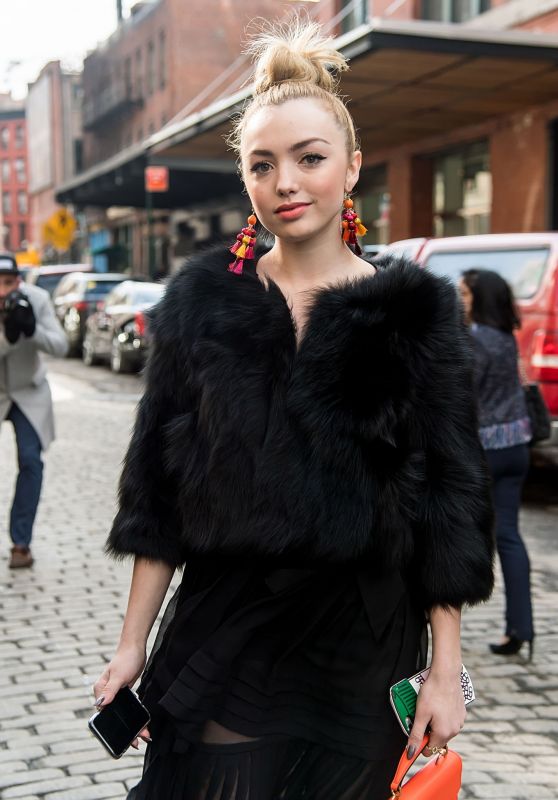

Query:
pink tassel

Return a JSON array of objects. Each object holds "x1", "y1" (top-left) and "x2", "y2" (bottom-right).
[{"x1": 228, "y1": 259, "x2": 244, "y2": 274}]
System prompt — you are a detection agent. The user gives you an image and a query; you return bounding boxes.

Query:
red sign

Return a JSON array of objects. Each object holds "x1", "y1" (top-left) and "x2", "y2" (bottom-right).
[{"x1": 145, "y1": 166, "x2": 169, "y2": 193}]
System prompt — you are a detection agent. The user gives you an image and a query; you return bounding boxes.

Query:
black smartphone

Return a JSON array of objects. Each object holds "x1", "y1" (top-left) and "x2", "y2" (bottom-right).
[{"x1": 88, "y1": 686, "x2": 151, "y2": 759}]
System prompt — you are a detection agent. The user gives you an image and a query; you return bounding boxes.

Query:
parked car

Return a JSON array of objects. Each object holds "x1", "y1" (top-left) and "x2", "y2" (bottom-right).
[
  {"x1": 25, "y1": 263, "x2": 92, "y2": 297},
  {"x1": 385, "y1": 233, "x2": 558, "y2": 452},
  {"x1": 52, "y1": 272, "x2": 129, "y2": 356},
  {"x1": 82, "y1": 280, "x2": 165, "y2": 373},
  {"x1": 362, "y1": 243, "x2": 387, "y2": 263}
]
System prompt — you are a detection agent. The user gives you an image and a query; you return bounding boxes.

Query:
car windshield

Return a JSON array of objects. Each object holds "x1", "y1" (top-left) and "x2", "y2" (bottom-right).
[
  {"x1": 36, "y1": 274, "x2": 66, "y2": 296},
  {"x1": 424, "y1": 247, "x2": 550, "y2": 299},
  {"x1": 84, "y1": 280, "x2": 125, "y2": 299},
  {"x1": 131, "y1": 286, "x2": 165, "y2": 305}
]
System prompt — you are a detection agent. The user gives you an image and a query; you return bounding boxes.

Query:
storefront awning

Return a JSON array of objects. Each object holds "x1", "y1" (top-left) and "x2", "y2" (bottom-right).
[
  {"x1": 57, "y1": 18, "x2": 558, "y2": 209},
  {"x1": 56, "y1": 136, "x2": 242, "y2": 209}
]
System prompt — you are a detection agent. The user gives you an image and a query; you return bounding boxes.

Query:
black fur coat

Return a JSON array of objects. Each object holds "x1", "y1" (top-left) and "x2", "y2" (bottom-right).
[{"x1": 107, "y1": 247, "x2": 494, "y2": 610}]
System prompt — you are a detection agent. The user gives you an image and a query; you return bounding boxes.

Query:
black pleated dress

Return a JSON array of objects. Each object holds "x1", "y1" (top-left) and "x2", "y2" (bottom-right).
[{"x1": 126, "y1": 557, "x2": 426, "y2": 800}]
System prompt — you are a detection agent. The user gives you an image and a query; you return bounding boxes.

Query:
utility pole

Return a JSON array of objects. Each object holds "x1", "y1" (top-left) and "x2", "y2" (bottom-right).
[{"x1": 116, "y1": 0, "x2": 123, "y2": 23}]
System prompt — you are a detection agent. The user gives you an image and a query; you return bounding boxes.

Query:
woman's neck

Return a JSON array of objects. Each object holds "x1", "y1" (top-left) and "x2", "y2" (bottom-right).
[{"x1": 259, "y1": 225, "x2": 363, "y2": 291}]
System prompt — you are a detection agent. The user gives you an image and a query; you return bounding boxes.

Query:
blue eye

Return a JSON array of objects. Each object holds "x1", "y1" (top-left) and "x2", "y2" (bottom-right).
[{"x1": 251, "y1": 162, "x2": 272, "y2": 174}]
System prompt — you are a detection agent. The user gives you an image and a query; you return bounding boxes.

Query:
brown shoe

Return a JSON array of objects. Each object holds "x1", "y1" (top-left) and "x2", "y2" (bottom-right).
[{"x1": 9, "y1": 546, "x2": 34, "y2": 569}]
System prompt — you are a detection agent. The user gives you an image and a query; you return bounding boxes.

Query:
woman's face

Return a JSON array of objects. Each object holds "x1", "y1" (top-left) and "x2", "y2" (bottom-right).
[
  {"x1": 241, "y1": 98, "x2": 361, "y2": 245},
  {"x1": 459, "y1": 279, "x2": 474, "y2": 321}
]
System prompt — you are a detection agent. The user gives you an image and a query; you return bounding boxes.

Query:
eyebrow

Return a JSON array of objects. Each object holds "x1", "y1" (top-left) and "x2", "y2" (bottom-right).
[{"x1": 249, "y1": 138, "x2": 331, "y2": 157}]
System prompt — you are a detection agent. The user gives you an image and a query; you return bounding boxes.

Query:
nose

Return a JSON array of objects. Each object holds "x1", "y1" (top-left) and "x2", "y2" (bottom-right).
[{"x1": 274, "y1": 161, "x2": 300, "y2": 197}]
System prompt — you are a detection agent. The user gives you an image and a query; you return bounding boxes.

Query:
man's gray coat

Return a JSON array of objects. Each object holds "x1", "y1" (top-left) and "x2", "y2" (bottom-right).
[{"x1": 0, "y1": 282, "x2": 68, "y2": 450}]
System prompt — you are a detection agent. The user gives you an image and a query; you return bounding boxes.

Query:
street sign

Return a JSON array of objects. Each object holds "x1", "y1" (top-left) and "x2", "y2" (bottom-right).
[
  {"x1": 145, "y1": 165, "x2": 169, "y2": 192},
  {"x1": 42, "y1": 208, "x2": 77, "y2": 251}
]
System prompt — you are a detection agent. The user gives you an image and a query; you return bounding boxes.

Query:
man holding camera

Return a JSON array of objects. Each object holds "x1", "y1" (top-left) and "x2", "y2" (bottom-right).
[{"x1": 0, "y1": 253, "x2": 68, "y2": 568}]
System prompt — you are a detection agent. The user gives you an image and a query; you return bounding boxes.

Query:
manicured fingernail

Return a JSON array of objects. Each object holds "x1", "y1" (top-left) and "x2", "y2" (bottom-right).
[
  {"x1": 407, "y1": 745, "x2": 416, "y2": 759},
  {"x1": 144, "y1": 736, "x2": 152, "y2": 742},
  {"x1": 131, "y1": 741, "x2": 139, "y2": 750},
  {"x1": 94, "y1": 695, "x2": 105, "y2": 708}
]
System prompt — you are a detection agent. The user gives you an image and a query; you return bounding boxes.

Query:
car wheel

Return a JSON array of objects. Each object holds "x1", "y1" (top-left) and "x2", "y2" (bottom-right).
[
  {"x1": 110, "y1": 335, "x2": 132, "y2": 374},
  {"x1": 82, "y1": 334, "x2": 100, "y2": 367}
]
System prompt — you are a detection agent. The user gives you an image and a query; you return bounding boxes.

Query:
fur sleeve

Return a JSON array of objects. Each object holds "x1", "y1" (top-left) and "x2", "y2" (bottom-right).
[
  {"x1": 105, "y1": 274, "x2": 193, "y2": 567},
  {"x1": 405, "y1": 274, "x2": 495, "y2": 609}
]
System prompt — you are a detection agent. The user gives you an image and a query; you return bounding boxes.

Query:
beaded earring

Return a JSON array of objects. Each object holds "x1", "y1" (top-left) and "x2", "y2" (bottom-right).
[
  {"x1": 341, "y1": 196, "x2": 367, "y2": 256},
  {"x1": 228, "y1": 213, "x2": 258, "y2": 275}
]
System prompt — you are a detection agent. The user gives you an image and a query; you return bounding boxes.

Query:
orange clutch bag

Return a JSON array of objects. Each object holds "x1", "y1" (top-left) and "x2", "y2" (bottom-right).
[{"x1": 388, "y1": 735, "x2": 462, "y2": 799}]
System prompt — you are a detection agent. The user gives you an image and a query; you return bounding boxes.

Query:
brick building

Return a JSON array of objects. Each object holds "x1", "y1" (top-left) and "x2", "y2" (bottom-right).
[
  {"x1": 58, "y1": 0, "x2": 558, "y2": 270},
  {"x1": 26, "y1": 62, "x2": 83, "y2": 262},
  {"x1": 0, "y1": 97, "x2": 30, "y2": 254}
]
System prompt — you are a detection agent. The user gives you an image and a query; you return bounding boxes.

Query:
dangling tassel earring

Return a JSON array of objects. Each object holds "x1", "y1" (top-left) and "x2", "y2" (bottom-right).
[
  {"x1": 228, "y1": 212, "x2": 257, "y2": 275},
  {"x1": 341, "y1": 196, "x2": 367, "y2": 256}
]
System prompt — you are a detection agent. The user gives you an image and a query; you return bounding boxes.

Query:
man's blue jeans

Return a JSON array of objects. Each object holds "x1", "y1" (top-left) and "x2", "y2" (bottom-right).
[{"x1": 6, "y1": 403, "x2": 43, "y2": 548}]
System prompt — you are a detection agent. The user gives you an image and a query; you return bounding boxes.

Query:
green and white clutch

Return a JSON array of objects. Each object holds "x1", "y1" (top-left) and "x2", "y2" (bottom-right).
[{"x1": 389, "y1": 664, "x2": 475, "y2": 735}]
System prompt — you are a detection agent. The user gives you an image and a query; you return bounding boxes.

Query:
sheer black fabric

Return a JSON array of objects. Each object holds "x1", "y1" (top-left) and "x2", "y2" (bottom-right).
[
  {"x1": 127, "y1": 559, "x2": 426, "y2": 798},
  {"x1": 128, "y1": 733, "x2": 404, "y2": 800}
]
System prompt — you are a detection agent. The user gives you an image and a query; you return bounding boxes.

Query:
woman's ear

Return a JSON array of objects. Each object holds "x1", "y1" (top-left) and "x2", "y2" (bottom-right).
[{"x1": 345, "y1": 150, "x2": 362, "y2": 193}]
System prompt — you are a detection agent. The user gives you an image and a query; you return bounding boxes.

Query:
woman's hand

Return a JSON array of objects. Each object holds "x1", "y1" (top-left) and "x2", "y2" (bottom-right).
[
  {"x1": 93, "y1": 643, "x2": 150, "y2": 746},
  {"x1": 407, "y1": 668, "x2": 466, "y2": 758}
]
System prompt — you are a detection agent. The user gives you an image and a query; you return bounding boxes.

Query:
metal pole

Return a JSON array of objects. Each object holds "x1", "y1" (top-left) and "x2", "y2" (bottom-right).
[{"x1": 146, "y1": 189, "x2": 154, "y2": 279}]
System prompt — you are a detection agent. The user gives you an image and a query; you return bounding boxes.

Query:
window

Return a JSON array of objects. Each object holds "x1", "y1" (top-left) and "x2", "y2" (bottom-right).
[
  {"x1": 147, "y1": 40, "x2": 155, "y2": 95},
  {"x1": 135, "y1": 47, "x2": 143, "y2": 97},
  {"x1": 357, "y1": 165, "x2": 390, "y2": 246},
  {"x1": 422, "y1": 0, "x2": 490, "y2": 23},
  {"x1": 159, "y1": 30, "x2": 166, "y2": 90},
  {"x1": 18, "y1": 222, "x2": 27, "y2": 245},
  {"x1": 15, "y1": 125, "x2": 24, "y2": 149},
  {"x1": 4, "y1": 224, "x2": 12, "y2": 250},
  {"x1": 341, "y1": 0, "x2": 367, "y2": 33},
  {"x1": 1, "y1": 160, "x2": 9, "y2": 182},
  {"x1": 74, "y1": 139, "x2": 83, "y2": 173},
  {"x1": 148, "y1": 120, "x2": 155, "y2": 135},
  {"x1": 137, "y1": 126, "x2": 144, "y2": 142},
  {"x1": 424, "y1": 247, "x2": 550, "y2": 300},
  {"x1": 125, "y1": 56, "x2": 132, "y2": 96},
  {"x1": 17, "y1": 191, "x2": 28, "y2": 215},
  {"x1": 0, "y1": 127, "x2": 8, "y2": 149},
  {"x1": 15, "y1": 158, "x2": 25, "y2": 183},
  {"x1": 433, "y1": 141, "x2": 491, "y2": 237},
  {"x1": 2, "y1": 191, "x2": 12, "y2": 215}
]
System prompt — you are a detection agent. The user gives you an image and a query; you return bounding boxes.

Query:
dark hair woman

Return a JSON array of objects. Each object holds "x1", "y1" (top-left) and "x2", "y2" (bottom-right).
[
  {"x1": 460, "y1": 268, "x2": 534, "y2": 660},
  {"x1": 92, "y1": 20, "x2": 494, "y2": 800}
]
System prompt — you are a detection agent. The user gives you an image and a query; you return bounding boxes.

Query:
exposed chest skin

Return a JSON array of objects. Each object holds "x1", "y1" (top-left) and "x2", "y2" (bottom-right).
[{"x1": 256, "y1": 261, "x2": 377, "y2": 350}]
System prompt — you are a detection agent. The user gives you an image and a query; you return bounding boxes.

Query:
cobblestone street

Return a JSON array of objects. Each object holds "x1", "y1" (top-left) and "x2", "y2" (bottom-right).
[{"x1": 1, "y1": 358, "x2": 557, "y2": 800}]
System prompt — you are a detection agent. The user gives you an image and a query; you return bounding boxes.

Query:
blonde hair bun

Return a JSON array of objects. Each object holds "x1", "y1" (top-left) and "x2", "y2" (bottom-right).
[{"x1": 247, "y1": 18, "x2": 348, "y2": 96}]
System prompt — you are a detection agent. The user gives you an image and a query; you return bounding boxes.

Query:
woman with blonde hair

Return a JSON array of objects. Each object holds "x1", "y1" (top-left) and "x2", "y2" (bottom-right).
[{"x1": 94, "y1": 19, "x2": 494, "y2": 799}]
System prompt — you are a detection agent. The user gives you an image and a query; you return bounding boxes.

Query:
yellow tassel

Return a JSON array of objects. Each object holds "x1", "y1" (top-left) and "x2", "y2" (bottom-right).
[
  {"x1": 356, "y1": 222, "x2": 368, "y2": 236},
  {"x1": 242, "y1": 235, "x2": 251, "y2": 245},
  {"x1": 235, "y1": 243, "x2": 247, "y2": 259}
]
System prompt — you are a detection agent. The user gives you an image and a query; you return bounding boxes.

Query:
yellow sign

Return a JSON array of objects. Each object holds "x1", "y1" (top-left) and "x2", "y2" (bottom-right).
[{"x1": 42, "y1": 208, "x2": 77, "y2": 251}]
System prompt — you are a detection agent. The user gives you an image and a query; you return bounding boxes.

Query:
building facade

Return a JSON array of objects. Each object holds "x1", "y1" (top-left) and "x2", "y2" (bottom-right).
[
  {"x1": 26, "y1": 62, "x2": 83, "y2": 262},
  {"x1": 352, "y1": 0, "x2": 558, "y2": 244},
  {"x1": 78, "y1": 0, "x2": 285, "y2": 273},
  {"x1": 58, "y1": 0, "x2": 558, "y2": 268},
  {"x1": 0, "y1": 98, "x2": 30, "y2": 254}
]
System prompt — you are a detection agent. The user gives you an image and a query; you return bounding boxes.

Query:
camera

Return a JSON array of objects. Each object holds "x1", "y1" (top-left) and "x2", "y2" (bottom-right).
[{"x1": 3, "y1": 290, "x2": 31, "y2": 314}]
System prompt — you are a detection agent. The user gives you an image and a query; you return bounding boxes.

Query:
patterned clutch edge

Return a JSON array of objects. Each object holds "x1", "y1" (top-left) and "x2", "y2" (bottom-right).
[{"x1": 389, "y1": 664, "x2": 475, "y2": 735}]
